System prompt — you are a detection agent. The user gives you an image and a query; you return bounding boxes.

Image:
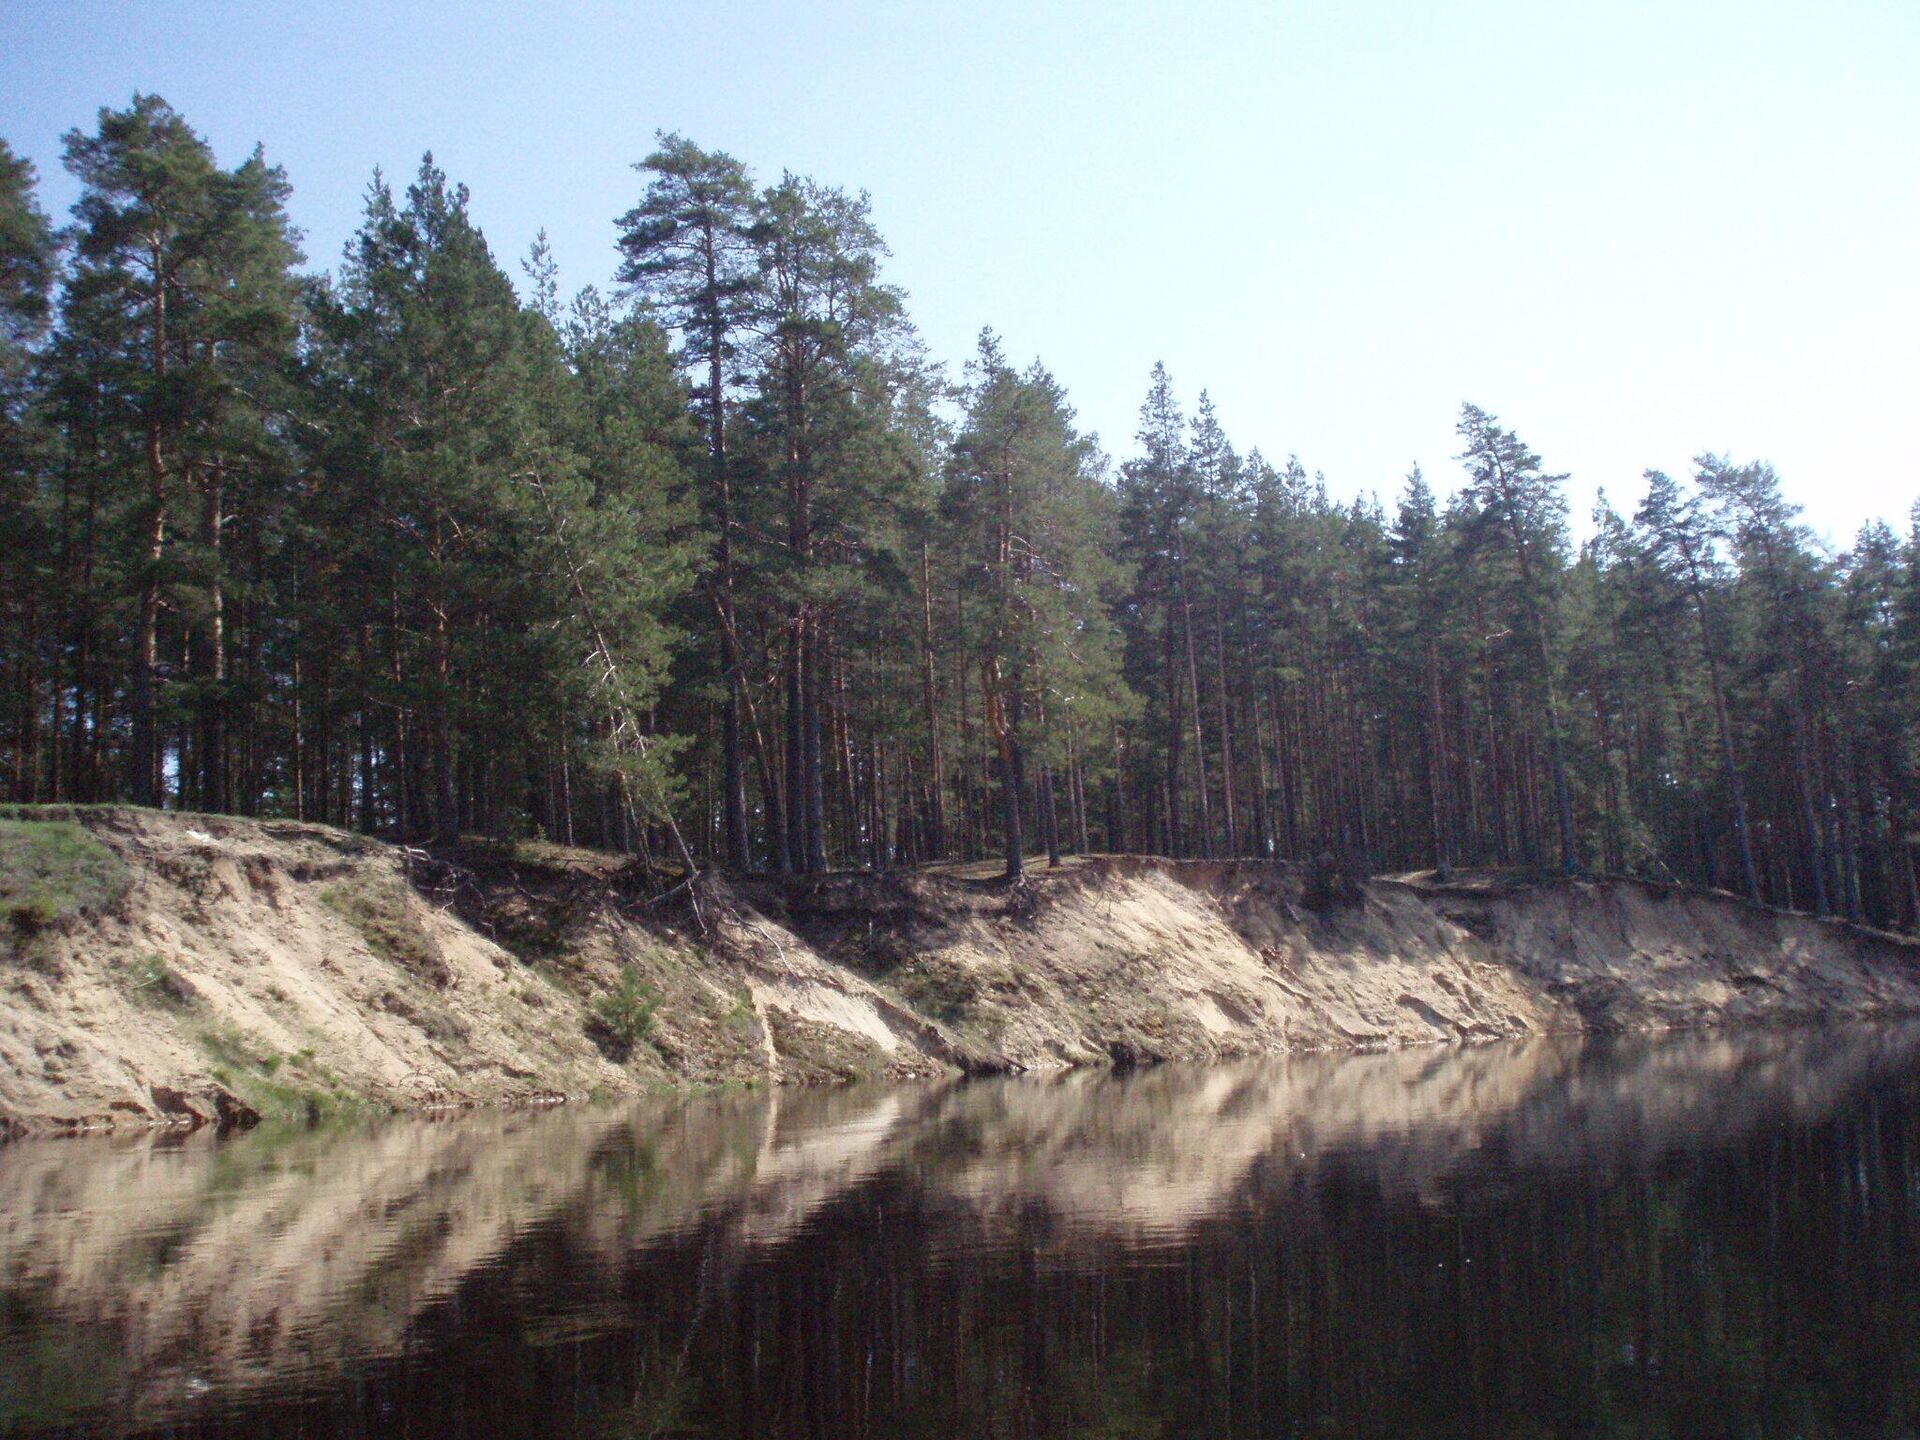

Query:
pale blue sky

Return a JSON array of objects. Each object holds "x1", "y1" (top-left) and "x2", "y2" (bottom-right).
[{"x1": 4, "y1": 0, "x2": 1915, "y2": 545}]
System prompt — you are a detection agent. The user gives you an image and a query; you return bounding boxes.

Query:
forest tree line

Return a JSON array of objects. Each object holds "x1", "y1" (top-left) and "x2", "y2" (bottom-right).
[{"x1": 3, "y1": 97, "x2": 1917, "y2": 928}]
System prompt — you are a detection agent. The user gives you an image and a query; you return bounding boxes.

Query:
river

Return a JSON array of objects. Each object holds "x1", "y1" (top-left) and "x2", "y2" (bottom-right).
[{"x1": 4, "y1": 1024, "x2": 1918, "y2": 1437}]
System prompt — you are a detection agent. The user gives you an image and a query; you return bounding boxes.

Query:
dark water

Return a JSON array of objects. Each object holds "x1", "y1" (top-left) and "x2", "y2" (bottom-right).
[{"x1": 5, "y1": 1027, "x2": 1920, "y2": 1438}]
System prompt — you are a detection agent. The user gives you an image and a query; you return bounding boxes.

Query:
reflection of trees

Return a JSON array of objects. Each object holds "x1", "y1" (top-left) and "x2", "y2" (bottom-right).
[{"x1": 4, "y1": 1025, "x2": 1920, "y2": 1436}]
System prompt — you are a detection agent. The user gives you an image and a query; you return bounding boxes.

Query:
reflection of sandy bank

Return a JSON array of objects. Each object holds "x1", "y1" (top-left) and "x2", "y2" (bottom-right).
[
  {"x1": 0, "y1": 1081, "x2": 932, "y2": 1418},
  {"x1": 0, "y1": 1108, "x2": 634, "y2": 1410},
  {"x1": 921, "y1": 1040, "x2": 1569, "y2": 1236},
  {"x1": 923, "y1": 1024, "x2": 1920, "y2": 1232},
  {"x1": 4, "y1": 1024, "x2": 1917, "y2": 1421}
]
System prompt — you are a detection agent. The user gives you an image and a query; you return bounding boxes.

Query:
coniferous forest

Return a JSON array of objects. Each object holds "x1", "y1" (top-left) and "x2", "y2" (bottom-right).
[{"x1": 3, "y1": 98, "x2": 1918, "y2": 929}]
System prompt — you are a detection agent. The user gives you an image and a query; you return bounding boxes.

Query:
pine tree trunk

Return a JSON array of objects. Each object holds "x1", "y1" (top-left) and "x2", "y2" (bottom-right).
[
  {"x1": 132, "y1": 245, "x2": 169, "y2": 810},
  {"x1": 833, "y1": 647, "x2": 858, "y2": 857},
  {"x1": 1592, "y1": 686, "x2": 1620, "y2": 875},
  {"x1": 1249, "y1": 663, "x2": 1273, "y2": 857},
  {"x1": 957, "y1": 594, "x2": 977, "y2": 862},
  {"x1": 13, "y1": 590, "x2": 38, "y2": 801},
  {"x1": 1040, "y1": 764, "x2": 1062, "y2": 867},
  {"x1": 708, "y1": 305, "x2": 752, "y2": 873},
  {"x1": 1834, "y1": 704, "x2": 1867, "y2": 922},
  {"x1": 69, "y1": 459, "x2": 99, "y2": 801},
  {"x1": 1426, "y1": 638, "x2": 1451, "y2": 880},
  {"x1": 731, "y1": 636, "x2": 786, "y2": 874},
  {"x1": 803, "y1": 625, "x2": 828, "y2": 873},
  {"x1": 356, "y1": 624, "x2": 376, "y2": 832},
  {"x1": 1001, "y1": 688, "x2": 1026, "y2": 881},
  {"x1": 1179, "y1": 561, "x2": 1213, "y2": 858},
  {"x1": 431, "y1": 600, "x2": 457, "y2": 844},
  {"x1": 133, "y1": 460, "x2": 166, "y2": 808},
  {"x1": 1789, "y1": 697, "x2": 1829, "y2": 916},
  {"x1": 1067, "y1": 726, "x2": 1089, "y2": 855},
  {"x1": 784, "y1": 616, "x2": 807, "y2": 872},
  {"x1": 1687, "y1": 577, "x2": 1760, "y2": 902},
  {"x1": 1213, "y1": 596, "x2": 1237, "y2": 855},
  {"x1": 920, "y1": 543, "x2": 946, "y2": 859},
  {"x1": 1535, "y1": 629, "x2": 1578, "y2": 874},
  {"x1": 1163, "y1": 599, "x2": 1182, "y2": 856},
  {"x1": 198, "y1": 461, "x2": 228, "y2": 812},
  {"x1": 47, "y1": 463, "x2": 72, "y2": 800}
]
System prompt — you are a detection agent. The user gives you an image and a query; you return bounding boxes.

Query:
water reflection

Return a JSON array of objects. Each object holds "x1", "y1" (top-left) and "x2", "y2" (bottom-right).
[{"x1": 4, "y1": 1024, "x2": 1920, "y2": 1436}]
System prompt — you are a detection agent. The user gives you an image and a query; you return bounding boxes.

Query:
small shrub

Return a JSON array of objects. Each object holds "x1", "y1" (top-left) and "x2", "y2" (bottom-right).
[
  {"x1": 128, "y1": 953, "x2": 196, "y2": 1007},
  {"x1": 1302, "y1": 849, "x2": 1367, "y2": 912},
  {"x1": 898, "y1": 961, "x2": 977, "y2": 1025},
  {"x1": 589, "y1": 965, "x2": 662, "y2": 1059},
  {"x1": 724, "y1": 995, "x2": 759, "y2": 1035}
]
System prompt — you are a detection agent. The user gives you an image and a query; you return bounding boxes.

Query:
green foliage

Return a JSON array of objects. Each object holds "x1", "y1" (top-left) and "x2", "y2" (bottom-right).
[
  {"x1": 946, "y1": 329, "x2": 1134, "y2": 759},
  {"x1": 0, "y1": 138, "x2": 55, "y2": 440},
  {"x1": 197, "y1": 1022, "x2": 376, "y2": 1126},
  {"x1": 0, "y1": 819, "x2": 129, "y2": 937},
  {"x1": 126, "y1": 951, "x2": 196, "y2": 1007},
  {"x1": 0, "y1": 102, "x2": 1914, "y2": 931},
  {"x1": 589, "y1": 964, "x2": 663, "y2": 1057},
  {"x1": 53, "y1": 95, "x2": 305, "y2": 809}
]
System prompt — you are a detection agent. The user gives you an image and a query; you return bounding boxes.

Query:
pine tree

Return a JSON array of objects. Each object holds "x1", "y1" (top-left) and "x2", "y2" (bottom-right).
[
  {"x1": 321, "y1": 157, "x2": 551, "y2": 840},
  {"x1": 1697, "y1": 455, "x2": 1835, "y2": 914},
  {"x1": 1387, "y1": 466, "x2": 1454, "y2": 877},
  {"x1": 1455, "y1": 404, "x2": 1579, "y2": 875},
  {"x1": 616, "y1": 134, "x2": 759, "y2": 870},
  {"x1": 59, "y1": 96, "x2": 303, "y2": 808},
  {"x1": 945, "y1": 332, "x2": 1129, "y2": 878},
  {"x1": 741, "y1": 174, "x2": 915, "y2": 872},
  {"x1": 1118, "y1": 364, "x2": 1210, "y2": 856},
  {"x1": 0, "y1": 141, "x2": 59, "y2": 801},
  {"x1": 1633, "y1": 469, "x2": 1760, "y2": 900}
]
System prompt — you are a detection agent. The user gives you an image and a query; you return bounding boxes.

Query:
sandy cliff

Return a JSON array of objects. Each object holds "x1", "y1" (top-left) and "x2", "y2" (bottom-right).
[{"x1": 3, "y1": 806, "x2": 1917, "y2": 1134}]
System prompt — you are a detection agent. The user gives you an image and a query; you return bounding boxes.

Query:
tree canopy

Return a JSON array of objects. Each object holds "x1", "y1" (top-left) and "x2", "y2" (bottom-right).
[{"x1": 3, "y1": 99, "x2": 1916, "y2": 931}]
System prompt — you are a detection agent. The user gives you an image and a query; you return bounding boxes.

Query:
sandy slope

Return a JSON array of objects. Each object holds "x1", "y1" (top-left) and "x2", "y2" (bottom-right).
[{"x1": 3, "y1": 808, "x2": 1917, "y2": 1134}]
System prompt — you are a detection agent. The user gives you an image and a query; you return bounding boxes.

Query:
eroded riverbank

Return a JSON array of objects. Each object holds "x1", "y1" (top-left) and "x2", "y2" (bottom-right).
[{"x1": 4, "y1": 806, "x2": 1919, "y2": 1134}]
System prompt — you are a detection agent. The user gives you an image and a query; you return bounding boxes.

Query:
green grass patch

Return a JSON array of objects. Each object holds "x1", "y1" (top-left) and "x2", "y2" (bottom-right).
[
  {"x1": 0, "y1": 818, "x2": 129, "y2": 939},
  {"x1": 198, "y1": 1019, "x2": 263, "y2": 1073},
  {"x1": 125, "y1": 952, "x2": 197, "y2": 1007},
  {"x1": 895, "y1": 960, "x2": 979, "y2": 1026},
  {"x1": 239, "y1": 1070, "x2": 381, "y2": 1128},
  {"x1": 197, "y1": 1021, "x2": 379, "y2": 1127},
  {"x1": 319, "y1": 876, "x2": 450, "y2": 984}
]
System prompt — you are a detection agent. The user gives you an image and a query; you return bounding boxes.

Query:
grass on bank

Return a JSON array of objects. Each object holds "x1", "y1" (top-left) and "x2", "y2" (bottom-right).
[
  {"x1": 198, "y1": 1020, "x2": 380, "y2": 1127},
  {"x1": 318, "y1": 876, "x2": 450, "y2": 984},
  {"x1": 0, "y1": 817, "x2": 130, "y2": 939}
]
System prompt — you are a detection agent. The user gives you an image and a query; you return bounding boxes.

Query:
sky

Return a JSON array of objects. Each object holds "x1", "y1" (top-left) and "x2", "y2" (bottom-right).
[{"x1": 4, "y1": 0, "x2": 1916, "y2": 547}]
